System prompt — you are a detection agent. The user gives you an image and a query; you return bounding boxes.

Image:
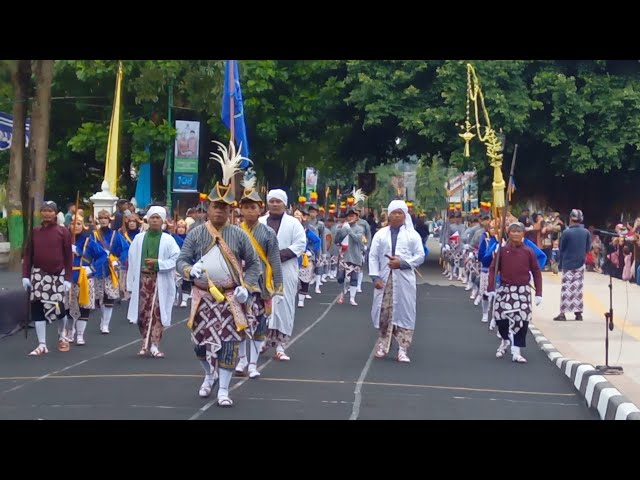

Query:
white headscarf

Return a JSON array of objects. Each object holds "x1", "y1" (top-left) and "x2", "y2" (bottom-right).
[
  {"x1": 387, "y1": 200, "x2": 414, "y2": 231},
  {"x1": 267, "y1": 189, "x2": 288, "y2": 205},
  {"x1": 145, "y1": 206, "x2": 167, "y2": 222}
]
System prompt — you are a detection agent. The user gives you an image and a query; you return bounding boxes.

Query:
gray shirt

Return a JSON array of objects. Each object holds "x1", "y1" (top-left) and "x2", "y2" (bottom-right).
[
  {"x1": 177, "y1": 222, "x2": 261, "y2": 292},
  {"x1": 559, "y1": 223, "x2": 591, "y2": 272},
  {"x1": 334, "y1": 222, "x2": 366, "y2": 266}
]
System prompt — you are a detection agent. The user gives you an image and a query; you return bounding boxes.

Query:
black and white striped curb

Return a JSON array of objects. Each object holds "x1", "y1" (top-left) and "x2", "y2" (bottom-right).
[{"x1": 528, "y1": 324, "x2": 640, "y2": 420}]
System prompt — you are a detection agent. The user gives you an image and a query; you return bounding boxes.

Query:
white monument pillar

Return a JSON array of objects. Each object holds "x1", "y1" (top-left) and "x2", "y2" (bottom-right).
[{"x1": 90, "y1": 180, "x2": 119, "y2": 218}]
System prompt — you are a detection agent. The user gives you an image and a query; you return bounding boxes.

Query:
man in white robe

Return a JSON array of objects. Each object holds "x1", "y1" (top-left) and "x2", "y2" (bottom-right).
[
  {"x1": 127, "y1": 206, "x2": 181, "y2": 357},
  {"x1": 259, "y1": 189, "x2": 307, "y2": 361},
  {"x1": 369, "y1": 200, "x2": 425, "y2": 363}
]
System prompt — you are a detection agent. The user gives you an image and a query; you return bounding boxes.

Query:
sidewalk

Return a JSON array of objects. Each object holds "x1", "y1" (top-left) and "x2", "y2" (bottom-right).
[{"x1": 534, "y1": 270, "x2": 640, "y2": 409}]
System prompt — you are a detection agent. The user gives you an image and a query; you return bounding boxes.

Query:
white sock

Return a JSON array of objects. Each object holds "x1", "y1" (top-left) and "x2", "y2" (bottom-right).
[
  {"x1": 58, "y1": 317, "x2": 67, "y2": 337},
  {"x1": 67, "y1": 318, "x2": 76, "y2": 333},
  {"x1": 102, "y1": 306, "x2": 113, "y2": 329},
  {"x1": 218, "y1": 368, "x2": 233, "y2": 396},
  {"x1": 357, "y1": 272, "x2": 363, "y2": 290},
  {"x1": 182, "y1": 293, "x2": 189, "y2": 303},
  {"x1": 482, "y1": 298, "x2": 489, "y2": 315},
  {"x1": 200, "y1": 359, "x2": 211, "y2": 376},
  {"x1": 315, "y1": 274, "x2": 322, "y2": 286},
  {"x1": 75, "y1": 320, "x2": 87, "y2": 336},
  {"x1": 511, "y1": 345, "x2": 521, "y2": 356},
  {"x1": 276, "y1": 342, "x2": 285, "y2": 354},
  {"x1": 349, "y1": 286, "x2": 357, "y2": 301},
  {"x1": 298, "y1": 293, "x2": 305, "y2": 305},
  {"x1": 238, "y1": 339, "x2": 246, "y2": 359},
  {"x1": 251, "y1": 340, "x2": 264, "y2": 363},
  {"x1": 35, "y1": 321, "x2": 46, "y2": 345}
]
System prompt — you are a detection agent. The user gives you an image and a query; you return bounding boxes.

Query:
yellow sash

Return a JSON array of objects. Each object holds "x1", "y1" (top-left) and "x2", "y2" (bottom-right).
[
  {"x1": 72, "y1": 266, "x2": 90, "y2": 305},
  {"x1": 108, "y1": 253, "x2": 119, "y2": 289},
  {"x1": 93, "y1": 230, "x2": 119, "y2": 289},
  {"x1": 240, "y1": 222, "x2": 275, "y2": 296},
  {"x1": 73, "y1": 238, "x2": 91, "y2": 305}
]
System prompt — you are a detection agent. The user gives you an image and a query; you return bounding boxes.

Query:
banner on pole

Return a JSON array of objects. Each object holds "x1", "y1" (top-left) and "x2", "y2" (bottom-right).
[
  {"x1": 173, "y1": 120, "x2": 200, "y2": 192},
  {"x1": 305, "y1": 167, "x2": 318, "y2": 195},
  {"x1": 0, "y1": 112, "x2": 30, "y2": 151}
]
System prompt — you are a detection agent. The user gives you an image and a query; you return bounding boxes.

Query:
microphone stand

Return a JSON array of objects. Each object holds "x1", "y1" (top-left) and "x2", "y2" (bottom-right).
[{"x1": 594, "y1": 230, "x2": 623, "y2": 375}]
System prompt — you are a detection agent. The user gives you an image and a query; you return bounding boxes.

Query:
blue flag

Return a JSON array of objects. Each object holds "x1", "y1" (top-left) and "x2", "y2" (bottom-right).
[
  {"x1": 0, "y1": 111, "x2": 30, "y2": 151},
  {"x1": 221, "y1": 60, "x2": 250, "y2": 169}
]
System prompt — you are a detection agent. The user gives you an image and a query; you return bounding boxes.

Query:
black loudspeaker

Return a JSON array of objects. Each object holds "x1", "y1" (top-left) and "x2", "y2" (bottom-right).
[{"x1": 358, "y1": 173, "x2": 376, "y2": 194}]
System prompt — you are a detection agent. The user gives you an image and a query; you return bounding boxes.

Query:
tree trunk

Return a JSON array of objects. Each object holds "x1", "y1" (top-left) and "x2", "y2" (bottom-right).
[
  {"x1": 7, "y1": 60, "x2": 32, "y2": 272},
  {"x1": 29, "y1": 60, "x2": 54, "y2": 205}
]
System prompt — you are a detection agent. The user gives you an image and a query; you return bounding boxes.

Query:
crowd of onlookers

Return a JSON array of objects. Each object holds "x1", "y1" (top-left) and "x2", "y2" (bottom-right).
[{"x1": 506, "y1": 209, "x2": 640, "y2": 285}]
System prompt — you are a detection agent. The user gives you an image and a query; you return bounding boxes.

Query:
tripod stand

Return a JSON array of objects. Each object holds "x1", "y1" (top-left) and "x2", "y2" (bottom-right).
[{"x1": 594, "y1": 231, "x2": 624, "y2": 375}]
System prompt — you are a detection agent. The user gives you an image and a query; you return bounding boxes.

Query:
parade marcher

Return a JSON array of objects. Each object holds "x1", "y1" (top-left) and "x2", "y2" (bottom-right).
[
  {"x1": 66, "y1": 214, "x2": 107, "y2": 345},
  {"x1": 93, "y1": 209, "x2": 129, "y2": 333},
  {"x1": 295, "y1": 208, "x2": 322, "y2": 308},
  {"x1": 119, "y1": 213, "x2": 141, "y2": 301},
  {"x1": 259, "y1": 188, "x2": 307, "y2": 361},
  {"x1": 22, "y1": 201, "x2": 73, "y2": 356},
  {"x1": 327, "y1": 214, "x2": 340, "y2": 279},
  {"x1": 235, "y1": 172, "x2": 284, "y2": 378},
  {"x1": 334, "y1": 208, "x2": 366, "y2": 306},
  {"x1": 323, "y1": 216, "x2": 337, "y2": 280},
  {"x1": 306, "y1": 201, "x2": 327, "y2": 294},
  {"x1": 554, "y1": 209, "x2": 591, "y2": 321},
  {"x1": 369, "y1": 200, "x2": 425, "y2": 362},
  {"x1": 126, "y1": 206, "x2": 181, "y2": 357},
  {"x1": 172, "y1": 219, "x2": 192, "y2": 308},
  {"x1": 487, "y1": 222, "x2": 543, "y2": 363},
  {"x1": 352, "y1": 189, "x2": 371, "y2": 293},
  {"x1": 177, "y1": 141, "x2": 261, "y2": 405}
]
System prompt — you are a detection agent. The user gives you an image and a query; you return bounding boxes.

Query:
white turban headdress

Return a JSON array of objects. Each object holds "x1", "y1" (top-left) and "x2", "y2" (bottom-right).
[
  {"x1": 267, "y1": 189, "x2": 288, "y2": 205},
  {"x1": 387, "y1": 200, "x2": 414, "y2": 231},
  {"x1": 145, "y1": 206, "x2": 167, "y2": 222}
]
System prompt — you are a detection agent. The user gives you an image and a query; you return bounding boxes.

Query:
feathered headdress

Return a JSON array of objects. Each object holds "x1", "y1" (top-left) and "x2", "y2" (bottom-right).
[
  {"x1": 240, "y1": 168, "x2": 263, "y2": 204},
  {"x1": 351, "y1": 187, "x2": 367, "y2": 207},
  {"x1": 208, "y1": 140, "x2": 252, "y2": 204}
]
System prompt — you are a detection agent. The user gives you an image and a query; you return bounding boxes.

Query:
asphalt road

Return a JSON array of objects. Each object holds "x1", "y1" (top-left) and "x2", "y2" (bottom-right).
[{"x1": 0, "y1": 256, "x2": 597, "y2": 420}]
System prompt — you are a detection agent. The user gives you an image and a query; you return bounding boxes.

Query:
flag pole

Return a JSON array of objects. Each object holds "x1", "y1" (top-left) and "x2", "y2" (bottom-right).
[
  {"x1": 229, "y1": 60, "x2": 237, "y2": 221},
  {"x1": 229, "y1": 60, "x2": 235, "y2": 144}
]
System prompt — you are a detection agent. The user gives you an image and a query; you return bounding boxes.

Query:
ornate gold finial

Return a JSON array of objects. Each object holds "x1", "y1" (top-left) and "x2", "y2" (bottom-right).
[
  {"x1": 459, "y1": 120, "x2": 475, "y2": 157},
  {"x1": 459, "y1": 63, "x2": 507, "y2": 214}
]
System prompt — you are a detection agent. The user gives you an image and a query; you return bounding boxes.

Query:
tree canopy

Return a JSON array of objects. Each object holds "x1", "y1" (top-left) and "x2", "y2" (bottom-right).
[{"x1": 1, "y1": 60, "x2": 638, "y2": 222}]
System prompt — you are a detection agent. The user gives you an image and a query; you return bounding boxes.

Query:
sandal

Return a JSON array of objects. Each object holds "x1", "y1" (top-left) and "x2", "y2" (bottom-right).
[
  {"x1": 397, "y1": 350, "x2": 411, "y2": 363},
  {"x1": 217, "y1": 396, "x2": 233, "y2": 407},
  {"x1": 150, "y1": 350, "x2": 165, "y2": 358},
  {"x1": 58, "y1": 339, "x2": 70, "y2": 352},
  {"x1": 273, "y1": 351, "x2": 290, "y2": 361},
  {"x1": 375, "y1": 345, "x2": 386, "y2": 358},
  {"x1": 337, "y1": 294, "x2": 344, "y2": 305},
  {"x1": 29, "y1": 344, "x2": 48, "y2": 356},
  {"x1": 199, "y1": 376, "x2": 217, "y2": 398},
  {"x1": 138, "y1": 349, "x2": 148, "y2": 356},
  {"x1": 512, "y1": 354, "x2": 527, "y2": 363}
]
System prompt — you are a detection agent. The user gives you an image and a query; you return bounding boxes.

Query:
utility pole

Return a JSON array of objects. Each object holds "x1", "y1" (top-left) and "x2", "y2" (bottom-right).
[{"x1": 165, "y1": 80, "x2": 174, "y2": 210}]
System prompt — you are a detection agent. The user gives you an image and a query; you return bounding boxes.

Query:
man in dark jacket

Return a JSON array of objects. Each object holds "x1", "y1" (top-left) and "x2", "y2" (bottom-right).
[{"x1": 554, "y1": 209, "x2": 591, "y2": 321}]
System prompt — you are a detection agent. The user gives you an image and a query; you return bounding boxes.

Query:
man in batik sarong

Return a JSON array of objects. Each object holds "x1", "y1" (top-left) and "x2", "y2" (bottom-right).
[
  {"x1": 177, "y1": 141, "x2": 261, "y2": 407},
  {"x1": 127, "y1": 206, "x2": 181, "y2": 357},
  {"x1": 369, "y1": 200, "x2": 425, "y2": 363},
  {"x1": 235, "y1": 172, "x2": 284, "y2": 379},
  {"x1": 487, "y1": 222, "x2": 543, "y2": 363}
]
